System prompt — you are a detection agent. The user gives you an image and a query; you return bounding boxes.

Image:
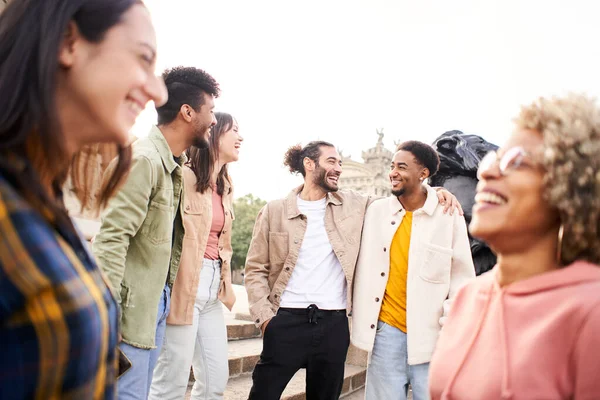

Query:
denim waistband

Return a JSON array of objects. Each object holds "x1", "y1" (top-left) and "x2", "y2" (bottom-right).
[{"x1": 202, "y1": 258, "x2": 221, "y2": 268}]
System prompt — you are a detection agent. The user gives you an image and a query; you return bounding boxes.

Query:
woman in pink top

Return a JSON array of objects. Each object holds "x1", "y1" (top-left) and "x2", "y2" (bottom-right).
[
  {"x1": 429, "y1": 94, "x2": 600, "y2": 400},
  {"x1": 150, "y1": 112, "x2": 243, "y2": 399}
]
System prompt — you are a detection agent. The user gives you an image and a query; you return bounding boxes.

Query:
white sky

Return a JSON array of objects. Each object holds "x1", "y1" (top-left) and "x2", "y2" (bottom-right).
[{"x1": 133, "y1": 0, "x2": 600, "y2": 201}]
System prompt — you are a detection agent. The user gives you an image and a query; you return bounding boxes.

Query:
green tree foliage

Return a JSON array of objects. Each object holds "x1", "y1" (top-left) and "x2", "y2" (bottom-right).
[{"x1": 231, "y1": 194, "x2": 267, "y2": 270}]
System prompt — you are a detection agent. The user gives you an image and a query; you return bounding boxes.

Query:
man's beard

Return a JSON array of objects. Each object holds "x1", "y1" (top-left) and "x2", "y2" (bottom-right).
[
  {"x1": 313, "y1": 164, "x2": 339, "y2": 193},
  {"x1": 391, "y1": 188, "x2": 405, "y2": 197},
  {"x1": 191, "y1": 126, "x2": 210, "y2": 149}
]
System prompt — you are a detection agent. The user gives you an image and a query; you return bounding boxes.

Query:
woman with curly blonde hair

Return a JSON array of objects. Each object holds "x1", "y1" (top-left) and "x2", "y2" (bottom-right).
[{"x1": 429, "y1": 94, "x2": 600, "y2": 399}]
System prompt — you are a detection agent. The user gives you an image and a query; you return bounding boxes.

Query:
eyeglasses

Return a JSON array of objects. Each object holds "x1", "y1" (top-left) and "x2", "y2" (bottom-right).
[{"x1": 477, "y1": 146, "x2": 533, "y2": 180}]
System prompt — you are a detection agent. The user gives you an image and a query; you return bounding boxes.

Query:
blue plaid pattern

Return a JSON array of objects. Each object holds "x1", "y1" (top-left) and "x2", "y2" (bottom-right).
[{"x1": 0, "y1": 170, "x2": 118, "y2": 399}]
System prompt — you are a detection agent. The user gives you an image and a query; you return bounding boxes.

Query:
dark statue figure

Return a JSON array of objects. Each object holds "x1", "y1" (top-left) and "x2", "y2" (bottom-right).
[{"x1": 430, "y1": 130, "x2": 498, "y2": 275}]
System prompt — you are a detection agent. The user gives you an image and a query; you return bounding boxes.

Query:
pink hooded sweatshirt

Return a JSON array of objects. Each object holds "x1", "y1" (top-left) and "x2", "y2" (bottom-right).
[{"x1": 429, "y1": 261, "x2": 600, "y2": 400}]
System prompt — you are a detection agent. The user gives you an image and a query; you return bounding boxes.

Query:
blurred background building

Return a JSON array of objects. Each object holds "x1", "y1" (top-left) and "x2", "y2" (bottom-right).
[{"x1": 338, "y1": 129, "x2": 395, "y2": 197}]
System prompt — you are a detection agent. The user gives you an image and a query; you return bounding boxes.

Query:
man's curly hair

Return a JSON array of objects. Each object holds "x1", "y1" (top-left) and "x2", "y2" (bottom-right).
[
  {"x1": 395, "y1": 140, "x2": 440, "y2": 178},
  {"x1": 515, "y1": 93, "x2": 600, "y2": 266},
  {"x1": 156, "y1": 66, "x2": 220, "y2": 125}
]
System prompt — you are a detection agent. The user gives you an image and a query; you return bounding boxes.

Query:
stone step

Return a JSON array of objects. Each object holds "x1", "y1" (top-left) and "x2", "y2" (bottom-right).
[
  {"x1": 342, "y1": 386, "x2": 414, "y2": 399},
  {"x1": 187, "y1": 364, "x2": 366, "y2": 400},
  {"x1": 234, "y1": 312, "x2": 253, "y2": 322},
  {"x1": 343, "y1": 387, "x2": 365, "y2": 400},
  {"x1": 227, "y1": 338, "x2": 262, "y2": 378},
  {"x1": 226, "y1": 318, "x2": 261, "y2": 341},
  {"x1": 346, "y1": 343, "x2": 368, "y2": 367}
]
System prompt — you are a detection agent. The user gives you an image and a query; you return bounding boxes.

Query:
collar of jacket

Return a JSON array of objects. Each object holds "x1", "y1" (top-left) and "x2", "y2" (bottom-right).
[
  {"x1": 388, "y1": 184, "x2": 438, "y2": 216},
  {"x1": 149, "y1": 126, "x2": 187, "y2": 173},
  {"x1": 285, "y1": 184, "x2": 343, "y2": 219}
]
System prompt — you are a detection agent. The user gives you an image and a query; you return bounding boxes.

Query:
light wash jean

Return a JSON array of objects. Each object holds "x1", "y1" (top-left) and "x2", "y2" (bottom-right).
[
  {"x1": 366, "y1": 320, "x2": 430, "y2": 400},
  {"x1": 149, "y1": 259, "x2": 228, "y2": 400},
  {"x1": 118, "y1": 284, "x2": 171, "y2": 400}
]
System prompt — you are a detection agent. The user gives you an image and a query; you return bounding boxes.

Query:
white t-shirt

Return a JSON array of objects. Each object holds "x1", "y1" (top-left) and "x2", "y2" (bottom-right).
[{"x1": 279, "y1": 196, "x2": 348, "y2": 310}]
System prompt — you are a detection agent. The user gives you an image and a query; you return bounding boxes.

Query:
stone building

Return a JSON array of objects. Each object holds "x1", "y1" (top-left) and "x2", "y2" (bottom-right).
[{"x1": 338, "y1": 129, "x2": 395, "y2": 197}]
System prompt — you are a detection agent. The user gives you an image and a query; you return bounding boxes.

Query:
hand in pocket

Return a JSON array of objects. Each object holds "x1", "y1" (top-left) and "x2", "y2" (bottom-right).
[{"x1": 261, "y1": 318, "x2": 272, "y2": 336}]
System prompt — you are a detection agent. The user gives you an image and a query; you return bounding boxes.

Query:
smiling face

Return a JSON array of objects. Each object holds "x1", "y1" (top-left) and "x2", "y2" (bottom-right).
[
  {"x1": 389, "y1": 150, "x2": 428, "y2": 197},
  {"x1": 58, "y1": 4, "x2": 166, "y2": 148},
  {"x1": 470, "y1": 128, "x2": 558, "y2": 252},
  {"x1": 189, "y1": 92, "x2": 216, "y2": 149},
  {"x1": 219, "y1": 119, "x2": 243, "y2": 163},
  {"x1": 311, "y1": 146, "x2": 342, "y2": 192}
]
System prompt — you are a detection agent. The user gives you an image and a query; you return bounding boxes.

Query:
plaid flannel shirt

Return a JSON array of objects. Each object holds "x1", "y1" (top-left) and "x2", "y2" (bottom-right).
[{"x1": 0, "y1": 166, "x2": 118, "y2": 399}]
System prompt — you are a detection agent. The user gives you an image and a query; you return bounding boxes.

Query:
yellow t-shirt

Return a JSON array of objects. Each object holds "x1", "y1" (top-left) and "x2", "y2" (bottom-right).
[{"x1": 379, "y1": 211, "x2": 412, "y2": 333}]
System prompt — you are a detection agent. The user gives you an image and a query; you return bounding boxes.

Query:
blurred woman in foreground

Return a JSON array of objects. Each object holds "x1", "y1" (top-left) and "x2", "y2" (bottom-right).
[
  {"x1": 0, "y1": 0, "x2": 166, "y2": 398},
  {"x1": 429, "y1": 94, "x2": 600, "y2": 399}
]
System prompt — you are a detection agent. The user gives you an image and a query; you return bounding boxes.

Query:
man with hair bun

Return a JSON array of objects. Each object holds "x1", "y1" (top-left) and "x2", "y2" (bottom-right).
[
  {"x1": 244, "y1": 140, "x2": 462, "y2": 399},
  {"x1": 351, "y1": 140, "x2": 475, "y2": 400}
]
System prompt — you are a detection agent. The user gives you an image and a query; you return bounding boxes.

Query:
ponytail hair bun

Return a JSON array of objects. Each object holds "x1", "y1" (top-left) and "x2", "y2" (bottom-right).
[{"x1": 282, "y1": 141, "x2": 335, "y2": 177}]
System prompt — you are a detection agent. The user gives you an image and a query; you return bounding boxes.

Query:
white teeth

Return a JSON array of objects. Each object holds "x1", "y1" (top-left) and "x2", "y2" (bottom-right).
[
  {"x1": 475, "y1": 192, "x2": 507, "y2": 205},
  {"x1": 391, "y1": 180, "x2": 400, "y2": 185}
]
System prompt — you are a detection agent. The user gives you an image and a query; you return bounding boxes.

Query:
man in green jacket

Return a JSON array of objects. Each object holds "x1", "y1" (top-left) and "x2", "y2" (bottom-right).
[{"x1": 92, "y1": 67, "x2": 219, "y2": 400}]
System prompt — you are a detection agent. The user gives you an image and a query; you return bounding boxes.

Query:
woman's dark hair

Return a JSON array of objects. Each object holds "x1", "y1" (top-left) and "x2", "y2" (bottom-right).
[
  {"x1": 185, "y1": 112, "x2": 234, "y2": 196},
  {"x1": 284, "y1": 141, "x2": 335, "y2": 177},
  {"x1": 0, "y1": 0, "x2": 140, "y2": 213},
  {"x1": 396, "y1": 140, "x2": 440, "y2": 177}
]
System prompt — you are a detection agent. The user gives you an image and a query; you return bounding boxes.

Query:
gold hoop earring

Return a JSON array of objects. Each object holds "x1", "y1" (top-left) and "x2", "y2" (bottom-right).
[{"x1": 556, "y1": 224, "x2": 564, "y2": 265}]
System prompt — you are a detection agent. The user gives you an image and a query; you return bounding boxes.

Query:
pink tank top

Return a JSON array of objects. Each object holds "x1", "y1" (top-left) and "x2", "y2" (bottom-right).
[{"x1": 204, "y1": 189, "x2": 224, "y2": 260}]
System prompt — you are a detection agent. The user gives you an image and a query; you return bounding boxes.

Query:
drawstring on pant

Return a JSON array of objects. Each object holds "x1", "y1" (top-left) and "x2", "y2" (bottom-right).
[{"x1": 307, "y1": 304, "x2": 319, "y2": 324}]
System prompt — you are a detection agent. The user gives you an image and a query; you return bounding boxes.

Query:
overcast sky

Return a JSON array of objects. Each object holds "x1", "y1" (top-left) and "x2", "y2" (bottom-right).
[{"x1": 133, "y1": 0, "x2": 600, "y2": 201}]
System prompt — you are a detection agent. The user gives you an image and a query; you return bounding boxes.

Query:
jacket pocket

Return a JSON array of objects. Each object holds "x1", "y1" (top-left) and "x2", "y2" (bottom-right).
[
  {"x1": 268, "y1": 232, "x2": 289, "y2": 264},
  {"x1": 419, "y1": 242, "x2": 453, "y2": 284},
  {"x1": 139, "y1": 201, "x2": 173, "y2": 245},
  {"x1": 182, "y1": 201, "x2": 204, "y2": 239},
  {"x1": 120, "y1": 283, "x2": 132, "y2": 308},
  {"x1": 337, "y1": 215, "x2": 358, "y2": 245}
]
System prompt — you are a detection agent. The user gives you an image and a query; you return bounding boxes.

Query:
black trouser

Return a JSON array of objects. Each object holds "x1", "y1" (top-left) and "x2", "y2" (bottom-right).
[{"x1": 248, "y1": 305, "x2": 350, "y2": 400}]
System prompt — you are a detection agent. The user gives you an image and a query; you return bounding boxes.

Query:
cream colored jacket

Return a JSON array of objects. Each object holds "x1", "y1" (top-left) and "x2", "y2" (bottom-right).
[
  {"x1": 351, "y1": 186, "x2": 475, "y2": 365},
  {"x1": 244, "y1": 186, "x2": 372, "y2": 327}
]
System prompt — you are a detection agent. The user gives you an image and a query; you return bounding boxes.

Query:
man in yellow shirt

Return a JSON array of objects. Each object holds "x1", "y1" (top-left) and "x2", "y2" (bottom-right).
[
  {"x1": 351, "y1": 141, "x2": 475, "y2": 400},
  {"x1": 378, "y1": 210, "x2": 412, "y2": 333}
]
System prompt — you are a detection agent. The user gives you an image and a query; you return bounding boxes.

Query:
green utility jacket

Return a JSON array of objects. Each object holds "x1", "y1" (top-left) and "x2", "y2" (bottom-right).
[{"x1": 93, "y1": 126, "x2": 185, "y2": 349}]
